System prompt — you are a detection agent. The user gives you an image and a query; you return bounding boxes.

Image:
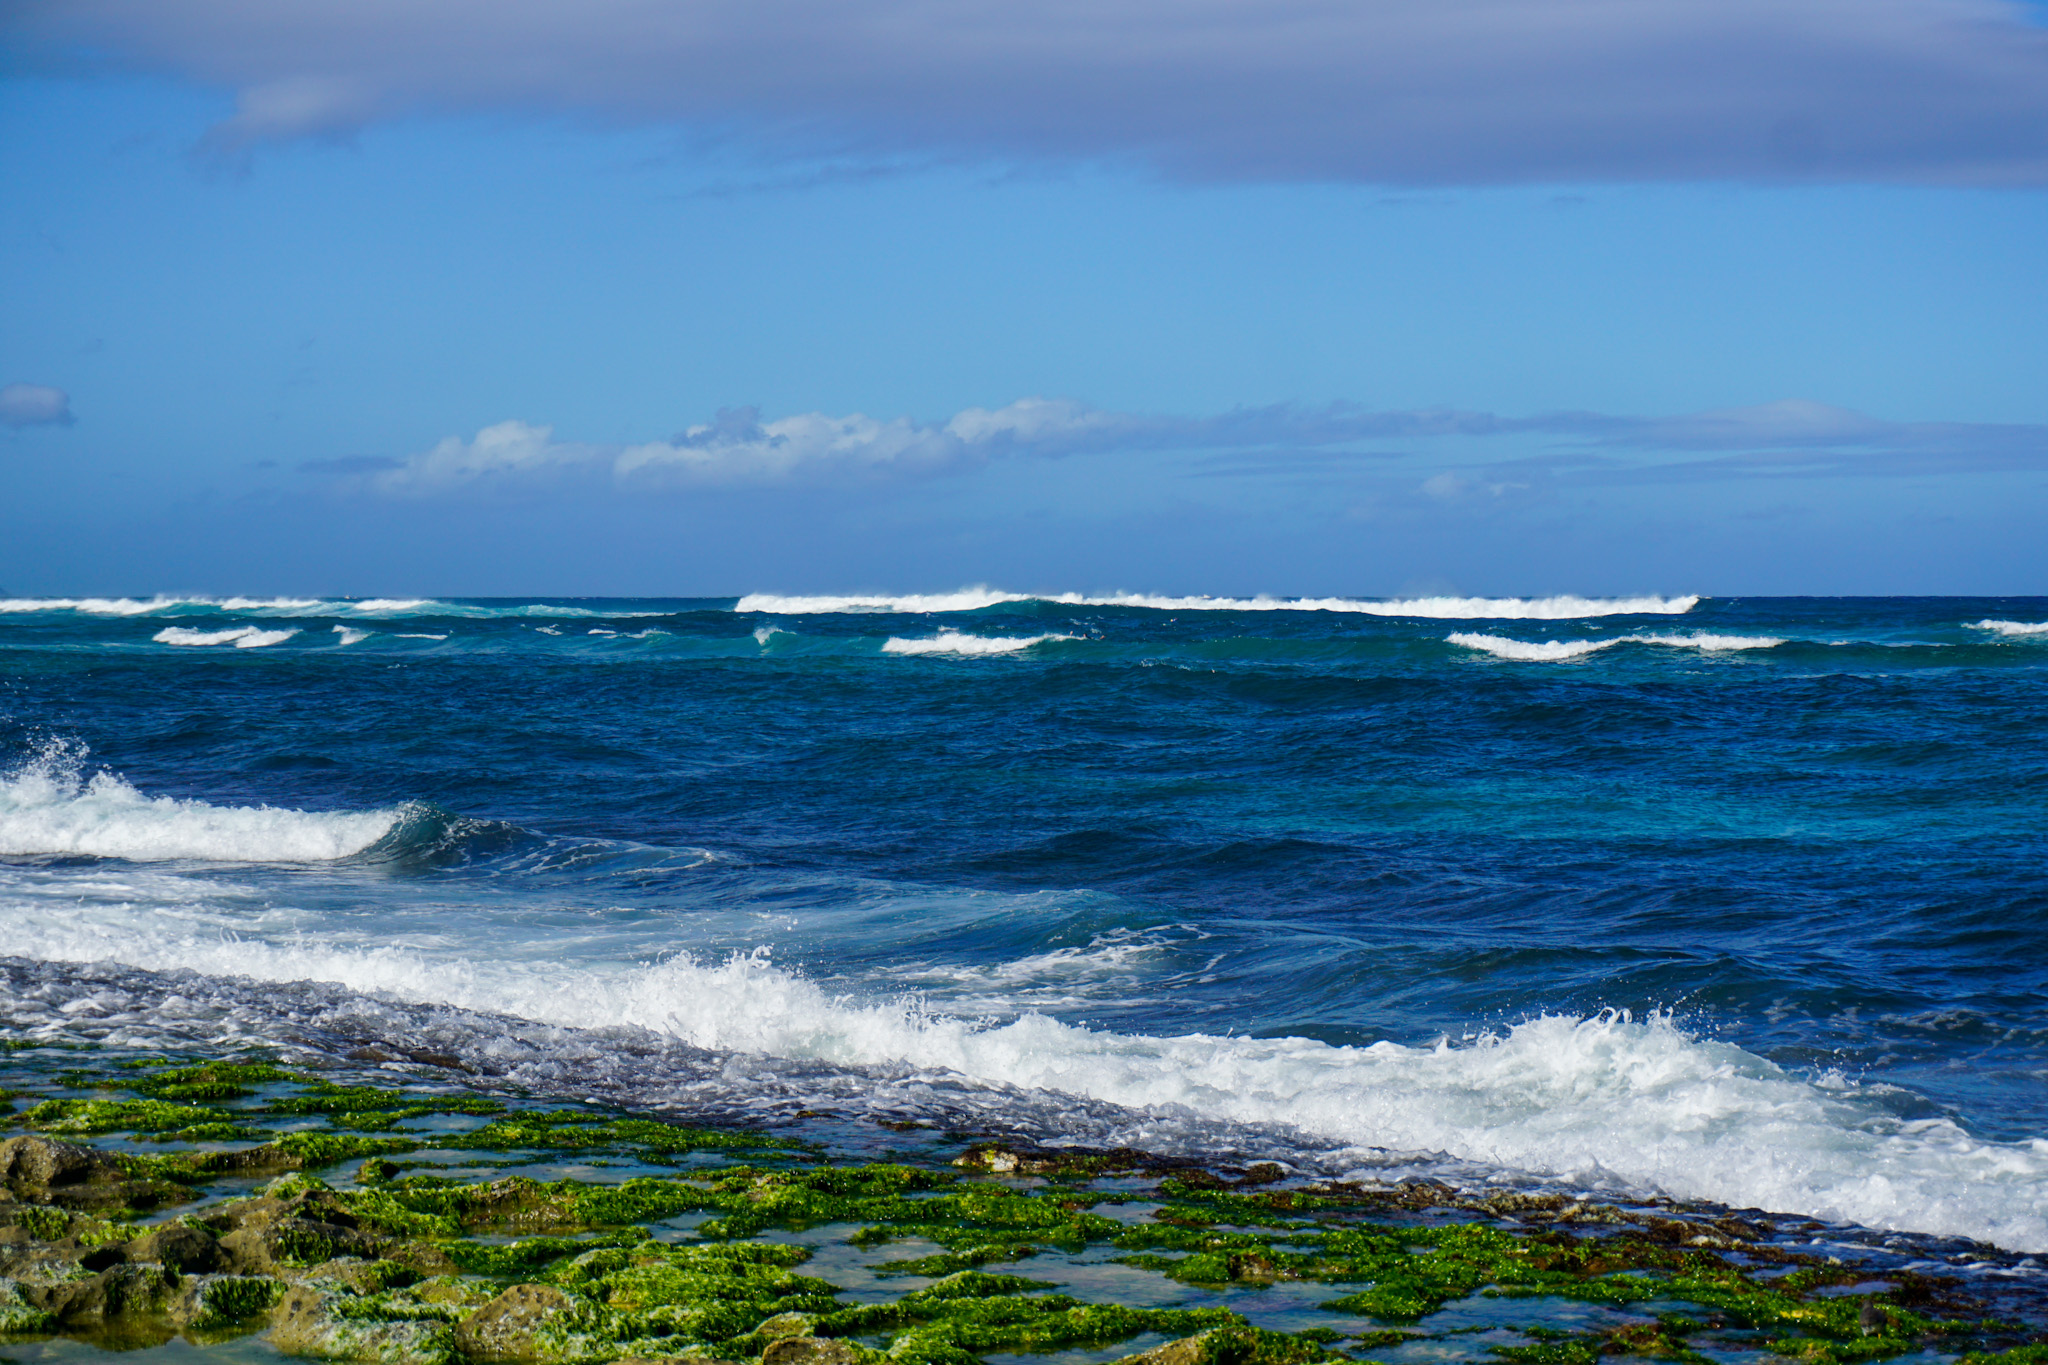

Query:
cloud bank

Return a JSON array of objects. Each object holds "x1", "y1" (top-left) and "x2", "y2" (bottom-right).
[
  {"x1": 9, "y1": 0, "x2": 2048, "y2": 184},
  {"x1": 0, "y1": 383, "x2": 75, "y2": 429},
  {"x1": 333, "y1": 396, "x2": 2048, "y2": 497}
]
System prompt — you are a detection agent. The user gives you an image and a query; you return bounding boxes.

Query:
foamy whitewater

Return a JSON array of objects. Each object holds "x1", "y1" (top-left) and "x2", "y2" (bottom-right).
[
  {"x1": 882, "y1": 631, "x2": 1079, "y2": 655},
  {"x1": 5, "y1": 591, "x2": 2048, "y2": 1253}
]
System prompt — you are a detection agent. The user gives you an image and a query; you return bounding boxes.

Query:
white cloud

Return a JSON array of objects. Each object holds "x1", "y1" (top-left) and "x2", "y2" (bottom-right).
[
  {"x1": 8, "y1": 0, "x2": 2048, "y2": 184},
  {"x1": 374, "y1": 420, "x2": 580, "y2": 492},
  {"x1": 345, "y1": 396, "x2": 2048, "y2": 499},
  {"x1": 0, "y1": 383, "x2": 75, "y2": 429}
]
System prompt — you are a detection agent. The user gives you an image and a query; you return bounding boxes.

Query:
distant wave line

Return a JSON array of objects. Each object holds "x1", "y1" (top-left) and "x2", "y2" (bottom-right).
[{"x1": 737, "y1": 589, "x2": 1701, "y2": 619}]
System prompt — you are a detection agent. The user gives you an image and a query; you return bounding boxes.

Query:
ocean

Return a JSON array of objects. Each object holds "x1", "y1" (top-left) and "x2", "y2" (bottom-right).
[{"x1": 3, "y1": 591, "x2": 2045, "y2": 1255}]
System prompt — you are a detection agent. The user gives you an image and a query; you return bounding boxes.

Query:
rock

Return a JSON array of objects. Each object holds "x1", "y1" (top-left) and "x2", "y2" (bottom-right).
[
  {"x1": 0, "y1": 1135, "x2": 187, "y2": 1212},
  {"x1": 271, "y1": 1283, "x2": 456, "y2": 1364},
  {"x1": 302, "y1": 1257, "x2": 417, "y2": 1295},
  {"x1": 16, "y1": 1262, "x2": 180, "y2": 1327},
  {"x1": 219, "y1": 1216, "x2": 381, "y2": 1274},
  {"x1": 204, "y1": 1183, "x2": 384, "y2": 1274},
  {"x1": 171, "y1": 1273, "x2": 287, "y2": 1329},
  {"x1": 754, "y1": 1311, "x2": 818, "y2": 1341},
  {"x1": 452, "y1": 1282, "x2": 576, "y2": 1358},
  {"x1": 1225, "y1": 1251, "x2": 1279, "y2": 1283},
  {"x1": 0, "y1": 1136, "x2": 114, "y2": 1193},
  {"x1": 128, "y1": 1219, "x2": 224, "y2": 1274},
  {"x1": 763, "y1": 1338, "x2": 863, "y2": 1365},
  {"x1": 0, "y1": 1277, "x2": 57, "y2": 1334},
  {"x1": 1114, "y1": 1327, "x2": 1259, "y2": 1365}
]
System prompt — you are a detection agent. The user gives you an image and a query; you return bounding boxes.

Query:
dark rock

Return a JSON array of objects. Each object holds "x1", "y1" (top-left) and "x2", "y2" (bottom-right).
[
  {"x1": 128, "y1": 1220, "x2": 224, "y2": 1274},
  {"x1": 0, "y1": 1135, "x2": 188, "y2": 1212},
  {"x1": 19, "y1": 1262, "x2": 181, "y2": 1327}
]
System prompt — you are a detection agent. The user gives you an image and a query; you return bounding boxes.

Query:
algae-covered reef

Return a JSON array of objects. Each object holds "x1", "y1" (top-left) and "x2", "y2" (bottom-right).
[{"x1": 2, "y1": 1046, "x2": 2043, "y2": 1365}]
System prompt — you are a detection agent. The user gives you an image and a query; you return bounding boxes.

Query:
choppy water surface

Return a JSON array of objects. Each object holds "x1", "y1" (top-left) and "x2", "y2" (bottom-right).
[{"x1": 2, "y1": 592, "x2": 2045, "y2": 1251}]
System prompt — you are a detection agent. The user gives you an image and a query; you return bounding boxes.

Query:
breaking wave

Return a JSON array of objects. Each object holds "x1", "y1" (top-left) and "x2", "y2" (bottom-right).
[
  {"x1": 5, "y1": 905, "x2": 2044, "y2": 1252},
  {"x1": 736, "y1": 589, "x2": 1699, "y2": 619},
  {"x1": 0, "y1": 742, "x2": 398, "y2": 862},
  {"x1": 1974, "y1": 619, "x2": 2048, "y2": 637},
  {"x1": 153, "y1": 626, "x2": 300, "y2": 649},
  {"x1": 0, "y1": 597, "x2": 663, "y2": 620},
  {"x1": 1448, "y1": 632, "x2": 1783, "y2": 662},
  {"x1": 881, "y1": 631, "x2": 1078, "y2": 656}
]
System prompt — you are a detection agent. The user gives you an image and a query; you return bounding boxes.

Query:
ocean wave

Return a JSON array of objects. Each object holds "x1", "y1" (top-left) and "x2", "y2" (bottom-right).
[
  {"x1": 1448, "y1": 631, "x2": 1783, "y2": 661},
  {"x1": 4, "y1": 909, "x2": 2043, "y2": 1251},
  {"x1": 331, "y1": 625, "x2": 371, "y2": 646},
  {"x1": 881, "y1": 631, "x2": 1078, "y2": 656},
  {"x1": 0, "y1": 596, "x2": 325, "y2": 616},
  {"x1": 0, "y1": 742, "x2": 397, "y2": 862},
  {"x1": 1973, "y1": 619, "x2": 2048, "y2": 637},
  {"x1": 735, "y1": 589, "x2": 1700, "y2": 619},
  {"x1": 152, "y1": 626, "x2": 300, "y2": 649},
  {"x1": 0, "y1": 596, "x2": 666, "y2": 620}
]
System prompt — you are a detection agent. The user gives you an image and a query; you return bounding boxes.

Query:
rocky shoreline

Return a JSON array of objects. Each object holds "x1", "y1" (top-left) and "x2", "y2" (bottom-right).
[{"x1": 2, "y1": 1047, "x2": 2044, "y2": 1365}]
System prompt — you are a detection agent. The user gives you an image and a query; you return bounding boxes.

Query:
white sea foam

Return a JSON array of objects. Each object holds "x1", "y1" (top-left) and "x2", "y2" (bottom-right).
[
  {"x1": 331, "y1": 626, "x2": 370, "y2": 646},
  {"x1": 152, "y1": 626, "x2": 301, "y2": 649},
  {"x1": 881, "y1": 631, "x2": 1078, "y2": 656},
  {"x1": 736, "y1": 589, "x2": 1699, "y2": 619},
  {"x1": 1973, "y1": 619, "x2": 2048, "y2": 637},
  {"x1": 0, "y1": 746, "x2": 397, "y2": 862},
  {"x1": 1448, "y1": 632, "x2": 1783, "y2": 661},
  {"x1": 5, "y1": 897, "x2": 2045, "y2": 1252},
  {"x1": 0, "y1": 596, "x2": 323, "y2": 617},
  {"x1": 0, "y1": 596, "x2": 665, "y2": 620},
  {"x1": 395, "y1": 633, "x2": 448, "y2": 640}
]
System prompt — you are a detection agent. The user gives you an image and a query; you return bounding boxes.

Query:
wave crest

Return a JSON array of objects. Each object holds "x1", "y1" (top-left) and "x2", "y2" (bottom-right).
[
  {"x1": 0, "y1": 741, "x2": 398, "y2": 862},
  {"x1": 4, "y1": 909, "x2": 2043, "y2": 1251},
  {"x1": 881, "y1": 631, "x2": 1077, "y2": 656},
  {"x1": 153, "y1": 626, "x2": 300, "y2": 649},
  {"x1": 1973, "y1": 619, "x2": 2048, "y2": 637},
  {"x1": 1448, "y1": 631, "x2": 1782, "y2": 661},
  {"x1": 736, "y1": 588, "x2": 1699, "y2": 618}
]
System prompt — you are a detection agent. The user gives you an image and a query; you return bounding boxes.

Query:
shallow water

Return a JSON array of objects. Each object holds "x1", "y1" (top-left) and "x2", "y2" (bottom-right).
[{"x1": 3, "y1": 592, "x2": 2045, "y2": 1251}]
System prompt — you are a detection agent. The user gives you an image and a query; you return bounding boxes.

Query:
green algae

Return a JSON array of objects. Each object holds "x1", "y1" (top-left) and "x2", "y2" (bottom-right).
[
  {"x1": 19, "y1": 1097, "x2": 241, "y2": 1135},
  {"x1": 184, "y1": 1276, "x2": 290, "y2": 1329},
  {"x1": 435, "y1": 1111, "x2": 812, "y2": 1162},
  {"x1": 131, "y1": 1062, "x2": 299, "y2": 1103},
  {"x1": 446, "y1": 1231, "x2": 655, "y2": 1279},
  {"x1": 870, "y1": 1246, "x2": 1042, "y2": 1277}
]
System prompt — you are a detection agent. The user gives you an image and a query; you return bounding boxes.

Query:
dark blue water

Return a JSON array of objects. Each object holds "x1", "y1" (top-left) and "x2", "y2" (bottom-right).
[{"x1": 3, "y1": 591, "x2": 2045, "y2": 1250}]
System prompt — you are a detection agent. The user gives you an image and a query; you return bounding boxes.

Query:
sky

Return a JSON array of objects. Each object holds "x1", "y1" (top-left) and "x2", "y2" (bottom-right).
[{"x1": 2, "y1": 0, "x2": 2047, "y2": 597}]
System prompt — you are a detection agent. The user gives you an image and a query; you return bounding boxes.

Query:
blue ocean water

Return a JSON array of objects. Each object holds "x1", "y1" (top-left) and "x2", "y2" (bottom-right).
[{"x1": 2, "y1": 591, "x2": 2045, "y2": 1251}]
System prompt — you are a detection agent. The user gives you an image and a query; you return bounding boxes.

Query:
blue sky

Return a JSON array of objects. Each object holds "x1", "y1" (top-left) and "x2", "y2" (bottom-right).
[{"x1": 3, "y1": 0, "x2": 2047, "y2": 596}]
